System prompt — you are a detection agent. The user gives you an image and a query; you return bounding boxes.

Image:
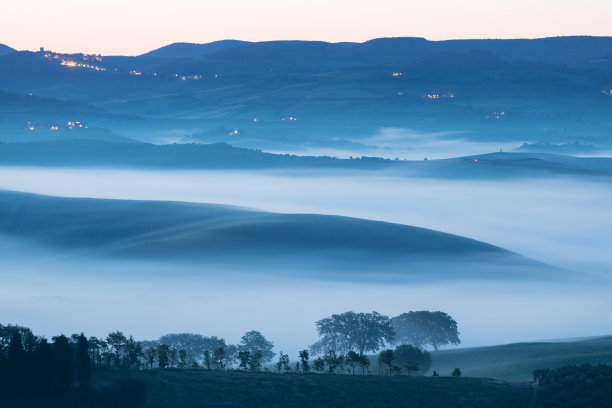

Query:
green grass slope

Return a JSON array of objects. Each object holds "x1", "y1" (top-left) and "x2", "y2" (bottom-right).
[{"x1": 430, "y1": 336, "x2": 612, "y2": 382}]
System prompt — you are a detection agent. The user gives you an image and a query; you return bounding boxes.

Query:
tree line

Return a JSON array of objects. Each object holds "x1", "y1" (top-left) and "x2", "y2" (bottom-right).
[
  {"x1": 0, "y1": 309, "x2": 460, "y2": 396},
  {"x1": 533, "y1": 364, "x2": 612, "y2": 408}
]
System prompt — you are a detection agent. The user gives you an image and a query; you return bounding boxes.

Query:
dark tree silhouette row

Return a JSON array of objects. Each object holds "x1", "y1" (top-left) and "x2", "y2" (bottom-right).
[
  {"x1": 0, "y1": 308, "x2": 460, "y2": 406},
  {"x1": 533, "y1": 364, "x2": 612, "y2": 408},
  {"x1": 0, "y1": 324, "x2": 146, "y2": 407}
]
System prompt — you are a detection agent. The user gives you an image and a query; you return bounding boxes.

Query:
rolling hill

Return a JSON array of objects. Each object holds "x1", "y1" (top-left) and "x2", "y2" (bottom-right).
[
  {"x1": 0, "y1": 43, "x2": 14, "y2": 56},
  {"x1": 429, "y1": 336, "x2": 612, "y2": 381},
  {"x1": 1, "y1": 140, "x2": 611, "y2": 179},
  {"x1": 1, "y1": 36, "x2": 611, "y2": 152},
  {"x1": 141, "y1": 40, "x2": 251, "y2": 58},
  {"x1": 140, "y1": 36, "x2": 612, "y2": 65},
  {"x1": 0, "y1": 190, "x2": 560, "y2": 280}
]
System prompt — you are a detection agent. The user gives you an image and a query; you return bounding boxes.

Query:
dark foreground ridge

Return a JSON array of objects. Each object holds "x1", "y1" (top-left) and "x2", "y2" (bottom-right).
[
  {"x1": 430, "y1": 335, "x2": 612, "y2": 381},
  {"x1": 137, "y1": 369, "x2": 531, "y2": 408}
]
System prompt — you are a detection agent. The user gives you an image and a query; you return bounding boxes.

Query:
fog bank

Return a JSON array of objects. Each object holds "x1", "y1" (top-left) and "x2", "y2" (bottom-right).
[{"x1": 1, "y1": 166, "x2": 611, "y2": 275}]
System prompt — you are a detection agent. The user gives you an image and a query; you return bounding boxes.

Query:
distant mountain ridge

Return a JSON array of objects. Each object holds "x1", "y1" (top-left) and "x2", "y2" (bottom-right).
[
  {"x1": 0, "y1": 43, "x2": 14, "y2": 56},
  {"x1": 140, "y1": 36, "x2": 612, "y2": 63},
  {"x1": 1, "y1": 140, "x2": 611, "y2": 179},
  {"x1": 141, "y1": 40, "x2": 251, "y2": 58}
]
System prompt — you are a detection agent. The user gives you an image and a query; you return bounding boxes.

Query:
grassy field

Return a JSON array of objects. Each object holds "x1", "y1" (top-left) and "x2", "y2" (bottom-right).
[
  {"x1": 429, "y1": 336, "x2": 612, "y2": 381},
  {"x1": 131, "y1": 369, "x2": 533, "y2": 408}
]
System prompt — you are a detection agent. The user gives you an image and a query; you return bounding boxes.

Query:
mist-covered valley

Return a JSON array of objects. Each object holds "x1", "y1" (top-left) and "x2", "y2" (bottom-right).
[
  {"x1": 1, "y1": 164, "x2": 612, "y2": 357},
  {"x1": 1, "y1": 36, "x2": 612, "y2": 374}
]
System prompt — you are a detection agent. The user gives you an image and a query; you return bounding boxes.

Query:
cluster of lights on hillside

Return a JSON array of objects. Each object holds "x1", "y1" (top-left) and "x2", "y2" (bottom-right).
[
  {"x1": 24, "y1": 120, "x2": 88, "y2": 131},
  {"x1": 41, "y1": 49, "x2": 220, "y2": 80},
  {"x1": 423, "y1": 91, "x2": 456, "y2": 99},
  {"x1": 179, "y1": 75, "x2": 202, "y2": 81},
  {"x1": 42, "y1": 50, "x2": 106, "y2": 71},
  {"x1": 486, "y1": 111, "x2": 506, "y2": 120},
  {"x1": 67, "y1": 121, "x2": 87, "y2": 129},
  {"x1": 281, "y1": 116, "x2": 297, "y2": 121}
]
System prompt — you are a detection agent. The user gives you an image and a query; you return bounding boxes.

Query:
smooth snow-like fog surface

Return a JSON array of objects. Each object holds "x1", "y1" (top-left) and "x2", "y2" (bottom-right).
[
  {"x1": 1, "y1": 166, "x2": 611, "y2": 356},
  {"x1": 1, "y1": 166, "x2": 611, "y2": 275},
  {"x1": 1, "y1": 256, "x2": 611, "y2": 358}
]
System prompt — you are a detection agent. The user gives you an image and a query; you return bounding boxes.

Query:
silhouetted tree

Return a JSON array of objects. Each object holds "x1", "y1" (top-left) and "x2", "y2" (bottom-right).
[
  {"x1": 249, "y1": 350, "x2": 263, "y2": 371},
  {"x1": 324, "y1": 349, "x2": 339, "y2": 373},
  {"x1": 169, "y1": 347, "x2": 179, "y2": 368},
  {"x1": 35, "y1": 337, "x2": 53, "y2": 392},
  {"x1": 212, "y1": 347, "x2": 225, "y2": 370},
  {"x1": 53, "y1": 334, "x2": 73, "y2": 391},
  {"x1": 311, "y1": 311, "x2": 394, "y2": 356},
  {"x1": 157, "y1": 344, "x2": 170, "y2": 368},
  {"x1": 392, "y1": 311, "x2": 460, "y2": 351},
  {"x1": 178, "y1": 349, "x2": 188, "y2": 368},
  {"x1": 275, "y1": 351, "x2": 290, "y2": 372},
  {"x1": 203, "y1": 350, "x2": 211, "y2": 369},
  {"x1": 144, "y1": 346, "x2": 157, "y2": 369},
  {"x1": 358, "y1": 354, "x2": 370, "y2": 375},
  {"x1": 76, "y1": 333, "x2": 91, "y2": 389},
  {"x1": 238, "y1": 350, "x2": 250, "y2": 370},
  {"x1": 124, "y1": 336, "x2": 143, "y2": 369},
  {"x1": 87, "y1": 336, "x2": 105, "y2": 366},
  {"x1": 378, "y1": 349, "x2": 394, "y2": 376},
  {"x1": 346, "y1": 351, "x2": 360, "y2": 375},
  {"x1": 224, "y1": 344, "x2": 239, "y2": 368},
  {"x1": 313, "y1": 357, "x2": 325, "y2": 373},
  {"x1": 299, "y1": 349, "x2": 310, "y2": 373},
  {"x1": 106, "y1": 331, "x2": 127, "y2": 366},
  {"x1": 158, "y1": 333, "x2": 213, "y2": 367},
  {"x1": 239, "y1": 330, "x2": 275, "y2": 365},
  {"x1": 8, "y1": 331, "x2": 25, "y2": 392},
  {"x1": 392, "y1": 344, "x2": 432, "y2": 375},
  {"x1": 452, "y1": 367, "x2": 462, "y2": 377}
]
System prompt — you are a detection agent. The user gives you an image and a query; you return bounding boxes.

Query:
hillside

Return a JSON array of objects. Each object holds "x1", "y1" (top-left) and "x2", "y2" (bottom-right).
[
  {"x1": 1, "y1": 36, "x2": 611, "y2": 151},
  {"x1": 0, "y1": 43, "x2": 14, "y2": 56},
  {"x1": 141, "y1": 40, "x2": 250, "y2": 58},
  {"x1": 140, "y1": 36, "x2": 612, "y2": 64},
  {"x1": 1, "y1": 140, "x2": 611, "y2": 179},
  {"x1": 429, "y1": 336, "x2": 612, "y2": 381},
  {"x1": 0, "y1": 190, "x2": 559, "y2": 280}
]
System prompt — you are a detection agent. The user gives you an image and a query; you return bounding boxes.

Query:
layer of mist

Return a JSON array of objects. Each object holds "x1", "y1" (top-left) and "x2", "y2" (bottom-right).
[
  {"x1": 1, "y1": 166, "x2": 610, "y2": 276},
  {"x1": 1, "y1": 253, "x2": 610, "y2": 359}
]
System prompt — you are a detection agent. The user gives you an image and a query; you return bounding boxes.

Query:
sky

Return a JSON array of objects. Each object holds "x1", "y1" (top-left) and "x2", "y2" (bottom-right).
[{"x1": 1, "y1": 0, "x2": 611, "y2": 55}]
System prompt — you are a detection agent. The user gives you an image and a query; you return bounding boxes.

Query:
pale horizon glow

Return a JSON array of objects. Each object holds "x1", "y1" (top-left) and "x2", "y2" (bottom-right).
[{"x1": 1, "y1": 0, "x2": 610, "y2": 55}]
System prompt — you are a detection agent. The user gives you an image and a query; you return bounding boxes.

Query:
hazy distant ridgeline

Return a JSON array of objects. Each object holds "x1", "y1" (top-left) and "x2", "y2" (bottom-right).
[
  {"x1": 0, "y1": 190, "x2": 560, "y2": 280},
  {"x1": 141, "y1": 39, "x2": 252, "y2": 58},
  {"x1": 1, "y1": 140, "x2": 612, "y2": 179},
  {"x1": 0, "y1": 43, "x2": 14, "y2": 56},
  {"x1": 139, "y1": 36, "x2": 612, "y2": 62},
  {"x1": 0, "y1": 37, "x2": 611, "y2": 152}
]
